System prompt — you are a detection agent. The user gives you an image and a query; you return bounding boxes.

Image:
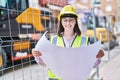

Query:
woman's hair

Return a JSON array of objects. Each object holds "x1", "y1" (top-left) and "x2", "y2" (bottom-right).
[{"x1": 57, "y1": 14, "x2": 81, "y2": 36}]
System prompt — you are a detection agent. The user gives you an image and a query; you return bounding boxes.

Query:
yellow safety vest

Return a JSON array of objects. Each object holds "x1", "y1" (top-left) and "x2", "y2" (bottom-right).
[{"x1": 48, "y1": 35, "x2": 89, "y2": 80}]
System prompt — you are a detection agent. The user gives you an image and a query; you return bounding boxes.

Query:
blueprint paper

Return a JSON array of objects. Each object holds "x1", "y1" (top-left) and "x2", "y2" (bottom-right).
[{"x1": 35, "y1": 32, "x2": 101, "y2": 80}]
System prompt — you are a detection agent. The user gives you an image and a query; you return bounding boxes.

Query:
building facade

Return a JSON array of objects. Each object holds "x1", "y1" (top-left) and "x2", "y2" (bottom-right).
[{"x1": 75, "y1": 0, "x2": 120, "y2": 22}]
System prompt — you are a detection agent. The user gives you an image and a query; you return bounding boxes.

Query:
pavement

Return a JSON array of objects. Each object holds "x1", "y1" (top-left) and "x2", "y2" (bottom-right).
[
  {"x1": 93, "y1": 36, "x2": 120, "y2": 80},
  {"x1": 100, "y1": 50, "x2": 120, "y2": 80}
]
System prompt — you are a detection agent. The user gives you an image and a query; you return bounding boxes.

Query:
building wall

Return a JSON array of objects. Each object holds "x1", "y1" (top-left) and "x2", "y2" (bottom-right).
[
  {"x1": 116, "y1": 0, "x2": 120, "y2": 21},
  {"x1": 75, "y1": 0, "x2": 91, "y2": 9},
  {"x1": 101, "y1": 0, "x2": 120, "y2": 22},
  {"x1": 75, "y1": 0, "x2": 120, "y2": 22},
  {"x1": 101, "y1": 0, "x2": 116, "y2": 16}
]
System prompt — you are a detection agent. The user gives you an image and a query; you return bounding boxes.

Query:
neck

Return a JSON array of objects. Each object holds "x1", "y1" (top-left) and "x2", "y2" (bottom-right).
[{"x1": 63, "y1": 31, "x2": 74, "y2": 41}]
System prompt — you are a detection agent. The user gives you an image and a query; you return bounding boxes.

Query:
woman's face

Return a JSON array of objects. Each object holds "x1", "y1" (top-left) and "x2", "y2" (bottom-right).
[{"x1": 61, "y1": 17, "x2": 76, "y2": 32}]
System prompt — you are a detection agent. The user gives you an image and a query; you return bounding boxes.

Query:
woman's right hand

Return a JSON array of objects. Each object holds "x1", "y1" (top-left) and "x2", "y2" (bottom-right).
[
  {"x1": 32, "y1": 48, "x2": 42, "y2": 57},
  {"x1": 32, "y1": 48, "x2": 46, "y2": 66}
]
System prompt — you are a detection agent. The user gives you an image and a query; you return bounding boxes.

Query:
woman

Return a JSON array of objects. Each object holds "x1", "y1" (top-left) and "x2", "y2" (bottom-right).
[{"x1": 32, "y1": 5, "x2": 104, "y2": 80}]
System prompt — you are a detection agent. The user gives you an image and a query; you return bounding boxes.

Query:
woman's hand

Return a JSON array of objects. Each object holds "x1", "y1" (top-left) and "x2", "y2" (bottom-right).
[
  {"x1": 32, "y1": 48, "x2": 46, "y2": 66},
  {"x1": 93, "y1": 50, "x2": 104, "y2": 68},
  {"x1": 32, "y1": 48, "x2": 42, "y2": 57},
  {"x1": 96, "y1": 49, "x2": 104, "y2": 58}
]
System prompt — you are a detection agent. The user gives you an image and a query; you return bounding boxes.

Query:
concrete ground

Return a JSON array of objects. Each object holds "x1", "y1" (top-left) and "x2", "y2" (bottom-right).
[
  {"x1": 94, "y1": 36, "x2": 120, "y2": 80},
  {"x1": 100, "y1": 52, "x2": 120, "y2": 80}
]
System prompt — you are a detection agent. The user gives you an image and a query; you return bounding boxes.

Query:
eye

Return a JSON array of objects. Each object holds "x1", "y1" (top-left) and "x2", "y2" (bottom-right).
[
  {"x1": 63, "y1": 19, "x2": 67, "y2": 22},
  {"x1": 70, "y1": 19, "x2": 74, "y2": 22}
]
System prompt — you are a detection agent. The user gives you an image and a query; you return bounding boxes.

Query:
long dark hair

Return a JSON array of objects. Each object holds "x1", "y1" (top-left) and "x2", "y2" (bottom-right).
[{"x1": 57, "y1": 14, "x2": 81, "y2": 36}]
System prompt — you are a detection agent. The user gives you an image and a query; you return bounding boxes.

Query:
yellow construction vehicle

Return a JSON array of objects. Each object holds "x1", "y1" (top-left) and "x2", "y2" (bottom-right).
[
  {"x1": 86, "y1": 16, "x2": 111, "y2": 42},
  {"x1": 0, "y1": 0, "x2": 59, "y2": 71},
  {"x1": 85, "y1": 15, "x2": 118, "y2": 50}
]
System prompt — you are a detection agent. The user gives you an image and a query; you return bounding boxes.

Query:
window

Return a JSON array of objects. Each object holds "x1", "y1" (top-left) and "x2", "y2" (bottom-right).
[
  {"x1": 0, "y1": 0, "x2": 28, "y2": 20},
  {"x1": 82, "y1": 0, "x2": 88, "y2": 3},
  {"x1": 20, "y1": 0, "x2": 28, "y2": 11},
  {"x1": 0, "y1": 0, "x2": 7, "y2": 7},
  {"x1": 106, "y1": 0, "x2": 112, "y2": 2},
  {"x1": 106, "y1": 5, "x2": 112, "y2": 12},
  {"x1": 94, "y1": 0, "x2": 101, "y2": 4}
]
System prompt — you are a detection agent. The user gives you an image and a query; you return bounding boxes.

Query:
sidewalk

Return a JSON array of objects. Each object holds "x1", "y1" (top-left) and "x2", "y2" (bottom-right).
[
  {"x1": 94, "y1": 40, "x2": 119, "y2": 80},
  {"x1": 99, "y1": 47, "x2": 120, "y2": 80},
  {"x1": 100, "y1": 55, "x2": 120, "y2": 80},
  {"x1": 98, "y1": 36, "x2": 120, "y2": 80}
]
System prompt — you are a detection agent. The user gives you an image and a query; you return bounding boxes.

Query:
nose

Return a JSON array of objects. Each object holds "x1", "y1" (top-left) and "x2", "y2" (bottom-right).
[{"x1": 66, "y1": 20, "x2": 70, "y2": 25}]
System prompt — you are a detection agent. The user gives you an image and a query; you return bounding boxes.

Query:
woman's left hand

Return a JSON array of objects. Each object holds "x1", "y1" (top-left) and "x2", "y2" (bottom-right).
[{"x1": 96, "y1": 49, "x2": 104, "y2": 58}]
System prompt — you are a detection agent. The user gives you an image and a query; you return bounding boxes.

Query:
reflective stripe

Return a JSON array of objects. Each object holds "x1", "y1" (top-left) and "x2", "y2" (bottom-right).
[
  {"x1": 51, "y1": 35, "x2": 57, "y2": 45},
  {"x1": 51, "y1": 35, "x2": 89, "y2": 47},
  {"x1": 51, "y1": 36, "x2": 65, "y2": 47},
  {"x1": 81, "y1": 36, "x2": 89, "y2": 46},
  {"x1": 56, "y1": 36, "x2": 65, "y2": 47}
]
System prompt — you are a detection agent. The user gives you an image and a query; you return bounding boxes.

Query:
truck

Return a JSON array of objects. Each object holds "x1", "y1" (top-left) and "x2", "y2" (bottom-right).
[{"x1": 0, "y1": 0, "x2": 67, "y2": 72}]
